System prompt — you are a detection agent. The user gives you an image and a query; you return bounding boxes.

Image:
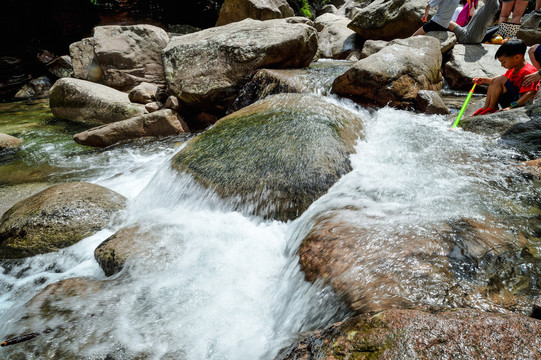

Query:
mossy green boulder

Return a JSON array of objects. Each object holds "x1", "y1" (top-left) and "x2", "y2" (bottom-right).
[
  {"x1": 171, "y1": 93, "x2": 364, "y2": 221},
  {"x1": 0, "y1": 182, "x2": 127, "y2": 259}
]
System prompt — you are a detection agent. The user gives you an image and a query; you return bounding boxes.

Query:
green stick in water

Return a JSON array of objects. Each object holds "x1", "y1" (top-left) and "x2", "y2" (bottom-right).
[{"x1": 451, "y1": 82, "x2": 477, "y2": 129}]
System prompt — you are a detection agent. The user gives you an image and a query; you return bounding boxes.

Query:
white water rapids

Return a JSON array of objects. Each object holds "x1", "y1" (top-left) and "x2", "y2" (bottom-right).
[{"x1": 0, "y1": 90, "x2": 535, "y2": 359}]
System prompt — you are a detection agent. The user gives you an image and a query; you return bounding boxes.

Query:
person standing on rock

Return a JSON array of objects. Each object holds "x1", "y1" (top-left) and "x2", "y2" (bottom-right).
[
  {"x1": 413, "y1": 0, "x2": 460, "y2": 36},
  {"x1": 447, "y1": 0, "x2": 500, "y2": 43},
  {"x1": 471, "y1": 39, "x2": 539, "y2": 115}
]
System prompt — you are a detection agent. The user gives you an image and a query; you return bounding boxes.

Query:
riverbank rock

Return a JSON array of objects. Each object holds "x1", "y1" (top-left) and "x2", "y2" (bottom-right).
[
  {"x1": 314, "y1": 13, "x2": 362, "y2": 59},
  {"x1": 347, "y1": 0, "x2": 427, "y2": 41},
  {"x1": 91, "y1": 25, "x2": 169, "y2": 91},
  {"x1": 0, "y1": 182, "x2": 126, "y2": 259},
  {"x1": 332, "y1": 36, "x2": 442, "y2": 110},
  {"x1": 73, "y1": 109, "x2": 189, "y2": 148},
  {"x1": 299, "y1": 207, "x2": 533, "y2": 314},
  {"x1": 49, "y1": 78, "x2": 146, "y2": 125},
  {"x1": 216, "y1": 0, "x2": 294, "y2": 26},
  {"x1": 46, "y1": 55, "x2": 74, "y2": 79},
  {"x1": 443, "y1": 44, "x2": 502, "y2": 91},
  {"x1": 426, "y1": 30, "x2": 457, "y2": 54},
  {"x1": 276, "y1": 309, "x2": 541, "y2": 359},
  {"x1": 457, "y1": 106, "x2": 532, "y2": 137},
  {"x1": 415, "y1": 90, "x2": 450, "y2": 114},
  {"x1": 0, "y1": 133, "x2": 23, "y2": 150},
  {"x1": 14, "y1": 76, "x2": 53, "y2": 100},
  {"x1": 162, "y1": 18, "x2": 318, "y2": 115},
  {"x1": 171, "y1": 93, "x2": 364, "y2": 221}
]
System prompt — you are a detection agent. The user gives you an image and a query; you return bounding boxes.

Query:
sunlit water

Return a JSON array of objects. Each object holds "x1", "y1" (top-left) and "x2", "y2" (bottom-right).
[{"x1": 1, "y1": 74, "x2": 541, "y2": 359}]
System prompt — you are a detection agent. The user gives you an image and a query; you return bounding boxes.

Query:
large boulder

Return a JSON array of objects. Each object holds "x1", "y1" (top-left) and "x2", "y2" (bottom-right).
[
  {"x1": 162, "y1": 18, "x2": 318, "y2": 115},
  {"x1": 314, "y1": 13, "x2": 362, "y2": 59},
  {"x1": 0, "y1": 182, "x2": 126, "y2": 259},
  {"x1": 332, "y1": 36, "x2": 443, "y2": 110},
  {"x1": 443, "y1": 44, "x2": 502, "y2": 91},
  {"x1": 171, "y1": 93, "x2": 364, "y2": 221},
  {"x1": 299, "y1": 208, "x2": 532, "y2": 314},
  {"x1": 73, "y1": 109, "x2": 189, "y2": 148},
  {"x1": 276, "y1": 309, "x2": 541, "y2": 359},
  {"x1": 69, "y1": 25, "x2": 169, "y2": 91},
  {"x1": 46, "y1": 55, "x2": 74, "y2": 79},
  {"x1": 49, "y1": 78, "x2": 146, "y2": 125},
  {"x1": 457, "y1": 106, "x2": 532, "y2": 137},
  {"x1": 347, "y1": 0, "x2": 427, "y2": 41},
  {"x1": 216, "y1": 0, "x2": 294, "y2": 26},
  {"x1": 0, "y1": 133, "x2": 22, "y2": 150},
  {"x1": 93, "y1": 25, "x2": 169, "y2": 91},
  {"x1": 14, "y1": 76, "x2": 53, "y2": 100}
]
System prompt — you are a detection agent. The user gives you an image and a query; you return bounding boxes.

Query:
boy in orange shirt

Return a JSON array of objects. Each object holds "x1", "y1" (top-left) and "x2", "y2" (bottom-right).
[{"x1": 472, "y1": 39, "x2": 539, "y2": 116}]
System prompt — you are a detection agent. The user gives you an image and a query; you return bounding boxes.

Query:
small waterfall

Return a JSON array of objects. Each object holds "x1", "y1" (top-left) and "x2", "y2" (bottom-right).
[{"x1": 1, "y1": 63, "x2": 540, "y2": 359}]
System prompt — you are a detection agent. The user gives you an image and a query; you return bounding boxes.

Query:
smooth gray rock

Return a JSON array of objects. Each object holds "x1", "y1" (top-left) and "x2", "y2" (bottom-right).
[{"x1": 49, "y1": 78, "x2": 146, "y2": 125}]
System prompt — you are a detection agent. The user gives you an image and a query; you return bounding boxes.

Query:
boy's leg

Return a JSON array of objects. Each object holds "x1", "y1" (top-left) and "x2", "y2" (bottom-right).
[{"x1": 484, "y1": 75, "x2": 508, "y2": 109}]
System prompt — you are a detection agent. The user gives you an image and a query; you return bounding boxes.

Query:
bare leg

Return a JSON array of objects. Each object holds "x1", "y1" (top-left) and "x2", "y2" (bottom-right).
[
  {"x1": 484, "y1": 76, "x2": 508, "y2": 109},
  {"x1": 537, "y1": 0, "x2": 541, "y2": 10},
  {"x1": 499, "y1": 1, "x2": 514, "y2": 23},
  {"x1": 448, "y1": 21, "x2": 457, "y2": 31},
  {"x1": 412, "y1": 27, "x2": 427, "y2": 36},
  {"x1": 510, "y1": 0, "x2": 529, "y2": 23}
]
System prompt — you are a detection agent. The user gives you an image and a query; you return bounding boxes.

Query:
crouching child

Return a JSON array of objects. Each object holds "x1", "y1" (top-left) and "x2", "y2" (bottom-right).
[{"x1": 472, "y1": 39, "x2": 539, "y2": 116}]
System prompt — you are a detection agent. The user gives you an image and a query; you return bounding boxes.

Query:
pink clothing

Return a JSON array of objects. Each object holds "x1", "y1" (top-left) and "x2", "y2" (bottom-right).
[{"x1": 456, "y1": 0, "x2": 478, "y2": 26}]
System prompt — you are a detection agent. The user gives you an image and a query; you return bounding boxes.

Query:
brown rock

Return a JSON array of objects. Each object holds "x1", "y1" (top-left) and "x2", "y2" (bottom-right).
[
  {"x1": 145, "y1": 101, "x2": 164, "y2": 113},
  {"x1": 73, "y1": 109, "x2": 189, "y2": 147},
  {"x1": 69, "y1": 37, "x2": 103, "y2": 82},
  {"x1": 276, "y1": 309, "x2": 541, "y2": 359},
  {"x1": 128, "y1": 82, "x2": 160, "y2": 104},
  {"x1": 332, "y1": 36, "x2": 443, "y2": 110},
  {"x1": 0, "y1": 132, "x2": 23, "y2": 150},
  {"x1": 216, "y1": 0, "x2": 294, "y2": 26}
]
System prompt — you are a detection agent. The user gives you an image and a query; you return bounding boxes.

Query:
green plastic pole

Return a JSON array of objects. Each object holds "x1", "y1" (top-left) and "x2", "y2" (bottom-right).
[{"x1": 451, "y1": 82, "x2": 477, "y2": 129}]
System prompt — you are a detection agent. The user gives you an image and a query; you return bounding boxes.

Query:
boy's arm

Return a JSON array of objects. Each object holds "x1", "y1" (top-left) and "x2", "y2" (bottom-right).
[
  {"x1": 473, "y1": 77, "x2": 493, "y2": 84},
  {"x1": 502, "y1": 90, "x2": 537, "y2": 110}
]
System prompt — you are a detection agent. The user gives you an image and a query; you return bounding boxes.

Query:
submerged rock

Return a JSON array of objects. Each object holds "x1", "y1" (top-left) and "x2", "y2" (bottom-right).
[
  {"x1": 332, "y1": 36, "x2": 443, "y2": 110},
  {"x1": 216, "y1": 0, "x2": 294, "y2": 26},
  {"x1": 95, "y1": 225, "x2": 158, "y2": 276},
  {"x1": 276, "y1": 309, "x2": 541, "y2": 359},
  {"x1": 0, "y1": 132, "x2": 23, "y2": 150},
  {"x1": 171, "y1": 93, "x2": 364, "y2": 221},
  {"x1": 162, "y1": 18, "x2": 317, "y2": 115},
  {"x1": 0, "y1": 182, "x2": 126, "y2": 259},
  {"x1": 73, "y1": 109, "x2": 189, "y2": 148},
  {"x1": 49, "y1": 78, "x2": 146, "y2": 125},
  {"x1": 299, "y1": 208, "x2": 534, "y2": 314}
]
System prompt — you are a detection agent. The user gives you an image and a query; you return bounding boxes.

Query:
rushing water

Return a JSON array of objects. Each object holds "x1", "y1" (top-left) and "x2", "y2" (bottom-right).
[{"x1": 1, "y1": 66, "x2": 541, "y2": 359}]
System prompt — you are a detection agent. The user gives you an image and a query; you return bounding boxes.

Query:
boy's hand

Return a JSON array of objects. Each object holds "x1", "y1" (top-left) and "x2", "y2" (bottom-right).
[
  {"x1": 473, "y1": 77, "x2": 488, "y2": 84},
  {"x1": 421, "y1": 14, "x2": 427, "y2": 22}
]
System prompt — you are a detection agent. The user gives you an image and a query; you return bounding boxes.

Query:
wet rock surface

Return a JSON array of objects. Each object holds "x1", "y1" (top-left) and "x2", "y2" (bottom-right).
[
  {"x1": 0, "y1": 182, "x2": 126, "y2": 259},
  {"x1": 171, "y1": 93, "x2": 364, "y2": 221},
  {"x1": 276, "y1": 309, "x2": 541, "y2": 360},
  {"x1": 216, "y1": 0, "x2": 294, "y2": 26}
]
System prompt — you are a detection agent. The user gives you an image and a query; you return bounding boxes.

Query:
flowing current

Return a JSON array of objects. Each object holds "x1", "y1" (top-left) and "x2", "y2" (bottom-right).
[{"x1": 0, "y1": 70, "x2": 538, "y2": 359}]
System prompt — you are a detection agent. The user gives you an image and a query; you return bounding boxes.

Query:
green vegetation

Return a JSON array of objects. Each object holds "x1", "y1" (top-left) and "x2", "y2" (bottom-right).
[{"x1": 300, "y1": 0, "x2": 312, "y2": 17}]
